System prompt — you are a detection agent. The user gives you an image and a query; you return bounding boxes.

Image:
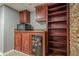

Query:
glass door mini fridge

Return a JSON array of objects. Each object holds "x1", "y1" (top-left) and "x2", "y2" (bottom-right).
[{"x1": 32, "y1": 35, "x2": 42, "y2": 56}]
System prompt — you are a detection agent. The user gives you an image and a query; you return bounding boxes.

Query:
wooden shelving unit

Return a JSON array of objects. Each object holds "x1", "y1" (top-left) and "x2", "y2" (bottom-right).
[
  {"x1": 48, "y1": 27, "x2": 67, "y2": 30},
  {"x1": 48, "y1": 21, "x2": 66, "y2": 23},
  {"x1": 49, "y1": 48, "x2": 66, "y2": 53},
  {"x1": 48, "y1": 3, "x2": 68, "y2": 56},
  {"x1": 48, "y1": 5, "x2": 66, "y2": 11},
  {"x1": 49, "y1": 41, "x2": 67, "y2": 45},
  {"x1": 48, "y1": 10, "x2": 67, "y2": 16}
]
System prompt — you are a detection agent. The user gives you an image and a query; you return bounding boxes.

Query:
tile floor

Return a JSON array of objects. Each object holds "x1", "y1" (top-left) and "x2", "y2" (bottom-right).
[{"x1": 4, "y1": 50, "x2": 28, "y2": 56}]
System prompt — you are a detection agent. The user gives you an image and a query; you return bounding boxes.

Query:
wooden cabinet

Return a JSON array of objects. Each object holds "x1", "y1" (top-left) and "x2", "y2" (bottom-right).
[
  {"x1": 36, "y1": 5, "x2": 48, "y2": 22},
  {"x1": 14, "y1": 32, "x2": 31, "y2": 55},
  {"x1": 22, "y1": 32, "x2": 32, "y2": 54},
  {"x1": 19, "y1": 10, "x2": 30, "y2": 23},
  {"x1": 14, "y1": 32, "x2": 22, "y2": 52},
  {"x1": 14, "y1": 31, "x2": 46, "y2": 55}
]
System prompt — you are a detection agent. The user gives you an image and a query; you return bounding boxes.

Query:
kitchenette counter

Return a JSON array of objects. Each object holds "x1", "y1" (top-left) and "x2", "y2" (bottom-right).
[
  {"x1": 15, "y1": 29, "x2": 47, "y2": 33},
  {"x1": 14, "y1": 29, "x2": 47, "y2": 56}
]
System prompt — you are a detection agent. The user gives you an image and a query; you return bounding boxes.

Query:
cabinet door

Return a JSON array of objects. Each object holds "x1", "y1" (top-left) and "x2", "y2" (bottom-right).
[
  {"x1": 14, "y1": 32, "x2": 22, "y2": 51},
  {"x1": 36, "y1": 5, "x2": 47, "y2": 22},
  {"x1": 19, "y1": 10, "x2": 30, "y2": 23},
  {"x1": 22, "y1": 32, "x2": 32, "y2": 55}
]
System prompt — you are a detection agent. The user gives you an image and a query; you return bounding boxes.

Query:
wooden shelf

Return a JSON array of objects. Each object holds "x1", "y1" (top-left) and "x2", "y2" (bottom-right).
[
  {"x1": 48, "y1": 51, "x2": 66, "y2": 56},
  {"x1": 49, "y1": 31, "x2": 66, "y2": 36},
  {"x1": 48, "y1": 3, "x2": 59, "y2": 7},
  {"x1": 48, "y1": 36, "x2": 67, "y2": 42},
  {"x1": 48, "y1": 5, "x2": 66, "y2": 11},
  {"x1": 49, "y1": 48, "x2": 66, "y2": 53},
  {"x1": 48, "y1": 10, "x2": 67, "y2": 16},
  {"x1": 48, "y1": 52, "x2": 66, "y2": 56},
  {"x1": 48, "y1": 54, "x2": 65, "y2": 56},
  {"x1": 49, "y1": 34, "x2": 67, "y2": 37},
  {"x1": 48, "y1": 20, "x2": 66, "y2": 23},
  {"x1": 48, "y1": 27, "x2": 66, "y2": 30},
  {"x1": 49, "y1": 41, "x2": 67, "y2": 45}
]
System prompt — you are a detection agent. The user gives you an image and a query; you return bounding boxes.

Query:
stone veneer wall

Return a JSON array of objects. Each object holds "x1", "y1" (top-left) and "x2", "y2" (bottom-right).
[{"x1": 70, "y1": 3, "x2": 79, "y2": 55}]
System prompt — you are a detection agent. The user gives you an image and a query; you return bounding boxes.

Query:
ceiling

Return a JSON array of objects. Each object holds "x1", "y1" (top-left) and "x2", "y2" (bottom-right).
[{"x1": 0, "y1": 3, "x2": 44, "y2": 12}]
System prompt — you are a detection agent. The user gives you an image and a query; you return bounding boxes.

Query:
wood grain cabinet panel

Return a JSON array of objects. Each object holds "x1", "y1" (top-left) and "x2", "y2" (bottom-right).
[
  {"x1": 19, "y1": 10, "x2": 30, "y2": 23},
  {"x1": 14, "y1": 32, "x2": 22, "y2": 51},
  {"x1": 36, "y1": 5, "x2": 47, "y2": 22},
  {"x1": 22, "y1": 32, "x2": 32, "y2": 55}
]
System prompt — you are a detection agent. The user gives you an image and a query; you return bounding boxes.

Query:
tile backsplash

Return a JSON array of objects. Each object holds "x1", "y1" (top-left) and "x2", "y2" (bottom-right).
[{"x1": 30, "y1": 11, "x2": 46, "y2": 30}]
